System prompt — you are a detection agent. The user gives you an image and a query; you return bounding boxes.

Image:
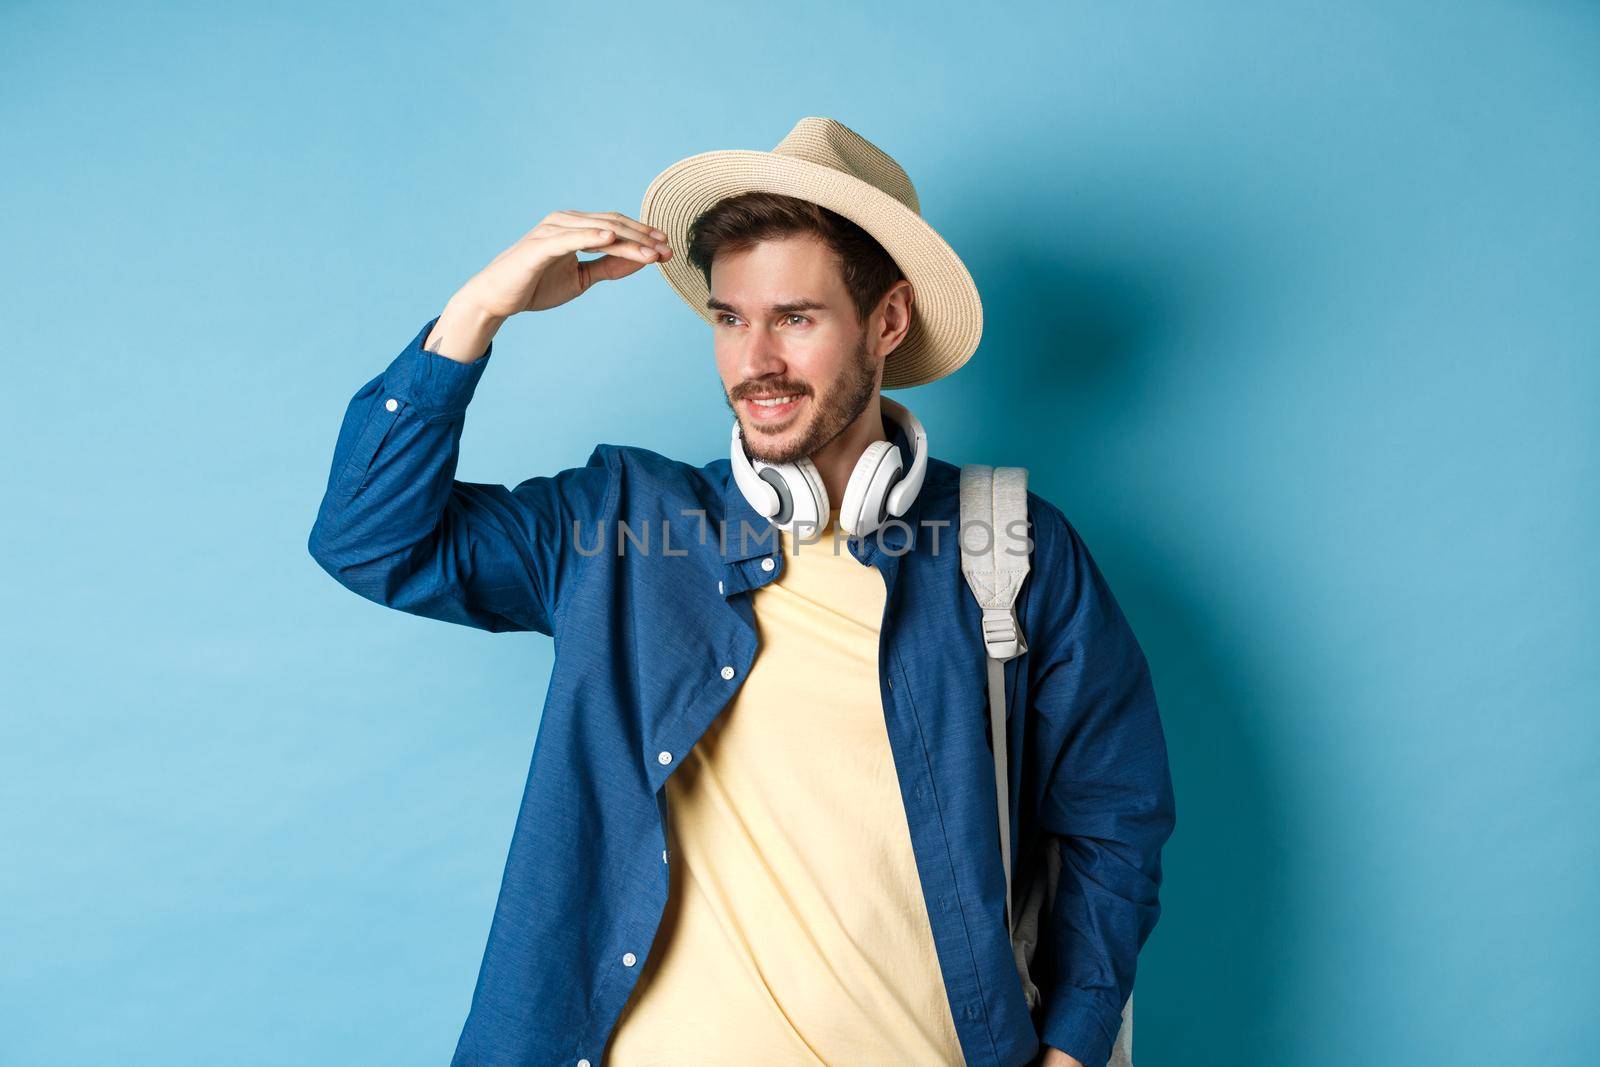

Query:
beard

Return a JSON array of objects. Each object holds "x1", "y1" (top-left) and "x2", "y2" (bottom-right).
[{"x1": 728, "y1": 329, "x2": 879, "y2": 467}]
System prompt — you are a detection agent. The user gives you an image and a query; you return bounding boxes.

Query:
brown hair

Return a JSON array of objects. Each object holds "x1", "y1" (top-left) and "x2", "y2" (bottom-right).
[{"x1": 686, "y1": 191, "x2": 905, "y2": 326}]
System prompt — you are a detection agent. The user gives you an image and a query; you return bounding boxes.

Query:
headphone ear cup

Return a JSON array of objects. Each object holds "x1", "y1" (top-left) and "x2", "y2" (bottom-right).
[
  {"x1": 756, "y1": 467, "x2": 793, "y2": 524},
  {"x1": 839, "y1": 440, "x2": 904, "y2": 537},
  {"x1": 753, "y1": 457, "x2": 828, "y2": 534}
]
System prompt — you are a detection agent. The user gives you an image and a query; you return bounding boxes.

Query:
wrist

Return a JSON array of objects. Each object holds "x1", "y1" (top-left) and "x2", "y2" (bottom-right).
[{"x1": 427, "y1": 297, "x2": 507, "y2": 364}]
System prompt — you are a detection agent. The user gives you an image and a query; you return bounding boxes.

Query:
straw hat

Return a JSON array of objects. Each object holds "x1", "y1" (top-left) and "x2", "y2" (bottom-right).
[{"x1": 639, "y1": 116, "x2": 983, "y2": 390}]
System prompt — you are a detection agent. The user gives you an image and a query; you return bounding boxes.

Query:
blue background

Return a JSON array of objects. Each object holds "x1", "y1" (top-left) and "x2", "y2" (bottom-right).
[{"x1": 4, "y1": 2, "x2": 1596, "y2": 1064}]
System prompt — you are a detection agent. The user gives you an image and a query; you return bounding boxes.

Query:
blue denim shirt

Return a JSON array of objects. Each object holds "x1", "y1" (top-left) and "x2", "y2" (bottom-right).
[{"x1": 307, "y1": 316, "x2": 1177, "y2": 1067}]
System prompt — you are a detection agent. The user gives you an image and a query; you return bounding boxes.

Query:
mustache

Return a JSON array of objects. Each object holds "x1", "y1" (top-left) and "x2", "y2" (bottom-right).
[{"x1": 731, "y1": 382, "x2": 812, "y2": 401}]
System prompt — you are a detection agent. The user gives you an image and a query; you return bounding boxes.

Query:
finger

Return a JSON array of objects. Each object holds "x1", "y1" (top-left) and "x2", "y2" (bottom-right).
[
  {"x1": 559, "y1": 209, "x2": 670, "y2": 249},
  {"x1": 534, "y1": 223, "x2": 666, "y2": 265},
  {"x1": 564, "y1": 209, "x2": 669, "y2": 244},
  {"x1": 577, "y1": 226, "x2": 668, "y2": 264}
]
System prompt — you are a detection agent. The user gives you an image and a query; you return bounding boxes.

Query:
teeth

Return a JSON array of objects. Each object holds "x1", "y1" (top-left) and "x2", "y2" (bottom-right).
[{"x1": 752, "y1": 395, "x2": 799, "y2": 407}]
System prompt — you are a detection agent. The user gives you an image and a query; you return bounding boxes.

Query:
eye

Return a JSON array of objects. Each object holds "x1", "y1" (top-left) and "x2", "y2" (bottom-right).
[
  {"x1": 715, "y1": 313, "x2": 740, "y2": 327},
  {"x1": 784, "y1": 314, "x2": 810, "y2": 326}
]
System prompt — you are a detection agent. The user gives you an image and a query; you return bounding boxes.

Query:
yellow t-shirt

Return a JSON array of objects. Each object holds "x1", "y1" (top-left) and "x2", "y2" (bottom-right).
[{"x1": 605, "y1": 515, "x2": 965, "y2": 1066}]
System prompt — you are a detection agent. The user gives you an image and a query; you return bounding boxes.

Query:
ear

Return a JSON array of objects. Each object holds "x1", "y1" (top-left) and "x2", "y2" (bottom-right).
[{"x1": 873, "y1": 279, "x2": 915, "y2": 358}]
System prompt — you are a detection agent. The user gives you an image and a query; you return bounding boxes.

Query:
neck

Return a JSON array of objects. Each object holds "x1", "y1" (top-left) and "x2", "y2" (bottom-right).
[{"x1": 808, "y1": 394, "x2": 889, "y2": 510}]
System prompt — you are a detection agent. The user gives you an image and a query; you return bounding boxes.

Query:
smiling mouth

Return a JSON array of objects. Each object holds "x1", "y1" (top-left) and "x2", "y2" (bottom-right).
[{"x1": 743, "y1": 393, "x2": 806, "y2": 422}]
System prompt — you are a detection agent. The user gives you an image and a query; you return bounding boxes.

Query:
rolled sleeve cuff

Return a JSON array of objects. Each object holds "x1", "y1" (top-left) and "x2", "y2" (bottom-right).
[
  {"x1": 380, "y1": 315, "x2": 494, "y2": 420},
  {"x1": 1039, "y1": 986, "x2": 1121, "y2": 1067}
]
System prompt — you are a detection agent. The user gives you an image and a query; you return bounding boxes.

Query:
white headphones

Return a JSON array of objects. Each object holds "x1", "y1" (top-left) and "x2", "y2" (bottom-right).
[{"x1": 729, "y1": 394, "x2": 929, "y2": 538}]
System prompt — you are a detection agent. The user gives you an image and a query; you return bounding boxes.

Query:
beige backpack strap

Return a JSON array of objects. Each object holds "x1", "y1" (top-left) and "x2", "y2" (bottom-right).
[
  {"x1": 958, "y1": 464, "x2": 1030, "y2": 936},
  {"x1": 962, "y1": 464, "x2": 1139, "y2": 1060}
]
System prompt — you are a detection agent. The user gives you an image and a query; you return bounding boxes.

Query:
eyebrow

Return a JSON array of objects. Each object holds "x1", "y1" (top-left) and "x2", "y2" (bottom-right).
[{"x1": 705, "y1": 297, "x2": 829, "y2": 316}]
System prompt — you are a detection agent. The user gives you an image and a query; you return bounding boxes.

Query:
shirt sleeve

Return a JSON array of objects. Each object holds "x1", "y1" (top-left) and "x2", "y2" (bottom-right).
[
  {"x1": 1023, "y1": 498, "x2": 1177, "y2": 1067},
  {"x1": 307, "y1": 315, "x2": 614, "y2": 636}
]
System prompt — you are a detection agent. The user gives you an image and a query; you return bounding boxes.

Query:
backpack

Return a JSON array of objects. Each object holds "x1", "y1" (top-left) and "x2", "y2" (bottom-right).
[{"x1": 958, "y1": 464, "x2": 1135, "y2": 1067}]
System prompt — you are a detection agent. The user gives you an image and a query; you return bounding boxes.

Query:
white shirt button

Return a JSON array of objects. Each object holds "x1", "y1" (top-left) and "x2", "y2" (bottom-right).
[
  {"x1": 718, "y1": 579, "x2": 724, "y2": 594},
  {"x1": 662, "y1": 849, "x2": 668, "y2": 863},
  {"x1": 384, "y1": 398, "x2": 398, "y2": 412},
  {"x1": 578, "y1": 1061, "x2": 591, "y2": 1067},
  {"x1": 720, "y1": 665, "x2": 735, "y2": 680},
  {"x1": 622, "y1": 952, "x2": 637, "y2": 967},
  {"x1": 657, "y1": 750, "x2": 672, "y2": 765},
  {"x1": 761, "y1": 557, "x2": 775, "y2": 571}
]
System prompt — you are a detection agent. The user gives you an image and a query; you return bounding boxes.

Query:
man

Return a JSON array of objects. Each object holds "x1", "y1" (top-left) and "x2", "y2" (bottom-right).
[{"x1": 308, "y1": 117, "x2": 1175, "y2": 1067}]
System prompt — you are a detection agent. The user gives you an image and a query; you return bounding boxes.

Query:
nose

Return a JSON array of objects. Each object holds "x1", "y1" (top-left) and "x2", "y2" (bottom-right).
[{"x1": 737, "y1": 328, "x2": 788, "y2": 382}]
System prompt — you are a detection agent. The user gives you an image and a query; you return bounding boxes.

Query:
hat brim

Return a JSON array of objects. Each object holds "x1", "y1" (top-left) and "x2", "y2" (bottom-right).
[{"x1": 640, "y1": 149, "x2": 982, "y2": 390}]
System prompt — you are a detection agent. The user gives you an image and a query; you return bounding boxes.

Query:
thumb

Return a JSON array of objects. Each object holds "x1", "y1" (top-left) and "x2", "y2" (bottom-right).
[{"x1": 581, "y1": 250, "x2": 653, "y2": 285}]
